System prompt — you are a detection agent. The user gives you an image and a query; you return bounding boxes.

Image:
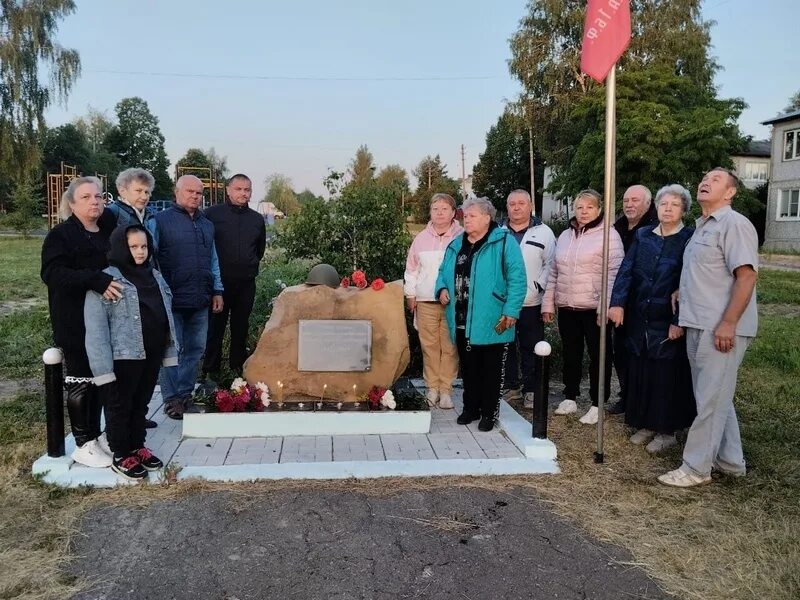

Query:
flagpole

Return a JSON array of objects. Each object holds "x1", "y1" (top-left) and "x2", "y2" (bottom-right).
[{"x1": 595, "y1": 64, "x2": 617, "y2": 465}]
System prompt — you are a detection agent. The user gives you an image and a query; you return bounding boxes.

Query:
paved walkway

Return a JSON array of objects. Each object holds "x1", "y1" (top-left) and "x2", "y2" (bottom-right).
[{"x1": 32, "y1": 381, "x2": 558, "y2": 487}]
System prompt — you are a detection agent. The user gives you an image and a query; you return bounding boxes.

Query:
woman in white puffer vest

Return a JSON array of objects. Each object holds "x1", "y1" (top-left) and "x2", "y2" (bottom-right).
[
  {"x1": 404, "y1": 193, "x2": 464, "y2": 408},
  {"x1": 542, "y1": 189, "x2": 624, "y2": 425}
]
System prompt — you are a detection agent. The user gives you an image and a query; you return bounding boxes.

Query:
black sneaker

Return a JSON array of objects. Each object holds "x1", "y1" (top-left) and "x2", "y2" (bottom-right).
[
  {"x1": 111, "y1": 454, "x2": 147, "y2": 481},
  {"x1": 457, "y1": 412, "x2": 480, "y2": 425},
  {"x1": 133, "y1": 447, "x2": 163, "y2": 471},
  {"x1": 478, "y1": 416, "x2": 495, "y2": 432},
  {"x1": 144, "y1": 419, "x2": 158, "y2": 429}
]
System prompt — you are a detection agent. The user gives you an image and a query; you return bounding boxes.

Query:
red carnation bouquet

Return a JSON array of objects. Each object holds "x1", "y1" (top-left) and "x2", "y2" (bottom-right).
[
  {"x1": 214, "y1": 377, "x2": 268, "y2": 413},
  {"x1": 339, "y1": 270, "x2": 386, "y2": 291}
]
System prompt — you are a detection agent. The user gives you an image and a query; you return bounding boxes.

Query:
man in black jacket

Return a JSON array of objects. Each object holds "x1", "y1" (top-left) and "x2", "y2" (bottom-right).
[
  {"x1": 608, "y1": 184, "x2": 658, "y2": 415},
  {"x1": 202, "y1": 174, "x2": 267, "y2": 377}
]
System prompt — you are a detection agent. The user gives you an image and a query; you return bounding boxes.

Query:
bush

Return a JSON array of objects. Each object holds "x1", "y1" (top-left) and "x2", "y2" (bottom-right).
[{"x1": 276, "y1": 182, "x2": 411, "y2": 282}]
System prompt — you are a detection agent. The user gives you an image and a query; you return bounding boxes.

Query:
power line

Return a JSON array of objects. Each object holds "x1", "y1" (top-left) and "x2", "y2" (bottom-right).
[{"x1": 85, "y1": 69, "x2": 503, "y2": 82}]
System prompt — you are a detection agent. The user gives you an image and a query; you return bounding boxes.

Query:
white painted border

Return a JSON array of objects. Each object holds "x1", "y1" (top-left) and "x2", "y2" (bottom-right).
[
  {"x1": 182, "y1": 410, "x2": 432, "y2": 438},
  {"x1": 497, "y1": 400, "x2": 558, "y2": 461}
]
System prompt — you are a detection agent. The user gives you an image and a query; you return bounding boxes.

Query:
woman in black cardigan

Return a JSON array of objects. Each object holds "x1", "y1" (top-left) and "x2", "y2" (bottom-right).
[{"x1": 41, "y1": 176, "x2": 122, "y2": 468}]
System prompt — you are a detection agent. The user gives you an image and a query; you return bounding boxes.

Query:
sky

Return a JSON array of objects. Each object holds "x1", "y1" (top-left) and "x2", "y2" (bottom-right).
[{"x1": 44, "y1": 0, "x2": 800, "y2": 202}]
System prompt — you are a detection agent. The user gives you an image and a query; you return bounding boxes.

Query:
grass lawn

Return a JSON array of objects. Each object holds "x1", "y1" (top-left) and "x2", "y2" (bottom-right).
[{"x1": 0, "y1": 236, "x2": 798, "y2": 599}]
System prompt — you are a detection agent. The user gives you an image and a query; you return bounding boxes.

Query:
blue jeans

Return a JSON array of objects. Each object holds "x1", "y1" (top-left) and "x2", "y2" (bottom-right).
[
  {"x1": 160, "y1": 307, "x2": 209, "y2": 403},
  {"x1": 503, "y1": 305, "x2": 544, "y2": 394}
]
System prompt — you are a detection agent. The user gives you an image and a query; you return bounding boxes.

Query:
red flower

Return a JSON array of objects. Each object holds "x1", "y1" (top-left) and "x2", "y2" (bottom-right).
[
  {"x1": 352, "y1": 270, "x2": 367, "y2": 286},
  {"x1": 356, "y1": 278, "x2": 368, "y2": 289},
  {"x1": 340, "y1": 276, "x2": 350, "y2": 288},
  {"x1": 367, "y1": 386, "x2": 386, "y2": 409},
  {"x1": 216, "y1": 390, "x2": 235, "y2": 413},
  {"x1": 371, "y1": 278, "x2": 385, "y2": 291}
]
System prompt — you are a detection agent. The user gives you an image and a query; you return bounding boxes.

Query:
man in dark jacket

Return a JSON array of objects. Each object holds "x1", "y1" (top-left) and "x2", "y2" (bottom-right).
[
  {"x1": 154, "y1": 175, "x2": 224, "y2": 418},
  {"x1": 608, "y1": 184, "x2": 658, "y2": 415},
  {"x1": 202, "y1": 174, "x2": 266, "y2": 377}
]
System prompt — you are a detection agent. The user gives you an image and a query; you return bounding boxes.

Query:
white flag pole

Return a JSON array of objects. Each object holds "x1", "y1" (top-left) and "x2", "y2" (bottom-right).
[{"x1": 595, "y1": 63, "x2": 617, "y2": 464}]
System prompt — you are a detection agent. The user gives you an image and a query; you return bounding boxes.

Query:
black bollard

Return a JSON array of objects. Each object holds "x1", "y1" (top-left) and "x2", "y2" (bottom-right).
[
  {"x1": 43, "y1": 348, "x2": 65, "y2": 458},
  {"x1": 532, "y1": 341, "x2": 551, "y2": 439}
]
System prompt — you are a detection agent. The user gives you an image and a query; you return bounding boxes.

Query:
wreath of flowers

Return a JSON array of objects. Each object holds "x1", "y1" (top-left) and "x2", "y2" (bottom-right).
[
  {"x1": 340, "y1": 270, "x2": 385, "y2": 291},
  {"x1": 214, "y1": 378, "x2": 270, "y2": 413}
]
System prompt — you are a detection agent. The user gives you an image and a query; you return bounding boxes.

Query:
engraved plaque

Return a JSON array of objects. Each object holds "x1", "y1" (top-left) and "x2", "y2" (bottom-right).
[{"x1": 298, "y1": 320, "x2": 372, "y2": 372}]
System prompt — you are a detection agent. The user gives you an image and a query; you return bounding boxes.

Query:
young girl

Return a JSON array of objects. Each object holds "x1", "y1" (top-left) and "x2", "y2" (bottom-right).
[{"x1": 85, "y1": 224, "x2": 179, "y2": 480}]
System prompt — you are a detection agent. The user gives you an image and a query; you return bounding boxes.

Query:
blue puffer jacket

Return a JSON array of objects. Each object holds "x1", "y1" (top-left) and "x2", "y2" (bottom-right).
[
  {"x1": 436, "y1": 225, "x2": 527, "y2": 345},
  {"x1": 84, "y1": 266, "x2": 179, "y2": 385},
  {"x1": 609, "y1": 225, "x2": 694, "y2": 359},
  {"x1": 153, "y1": 204, "x2": 224, "y2": 310}
]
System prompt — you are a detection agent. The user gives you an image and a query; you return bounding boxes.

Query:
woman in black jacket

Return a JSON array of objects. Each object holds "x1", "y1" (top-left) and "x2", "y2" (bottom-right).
[{"x1": 41, "y1": 177, "x2": 122, "y2": 468}]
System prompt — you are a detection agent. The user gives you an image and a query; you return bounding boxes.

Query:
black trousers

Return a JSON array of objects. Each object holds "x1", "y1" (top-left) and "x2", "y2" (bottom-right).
[
  {"x1": 557, "y1": 308, "x2": 613, "y2": 406},
  {"x1": 63, "y1": 346, "x2": 102, "y2": 447},
  {"x1": 612, "y1": 324, "x2": 629, "y2": 405},
  {"x1": 203, "y1": 278, "x2": 256, "y2": 374},
  {"x1": 456, "y1": 329, "x2": 508, "y2": 420},
  {"x1": 503, "y1": 305, "x2": 544, "y2": 394},
  {"x1": 102, "y1": 351, "x2": 162, "y2": 457}
]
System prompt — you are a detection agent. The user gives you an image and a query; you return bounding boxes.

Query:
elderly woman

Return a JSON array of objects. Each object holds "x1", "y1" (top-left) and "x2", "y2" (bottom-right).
[
  {"x1": 608, "y1": 185, "x2": 696, "y2": 453},
  {"x1": 542, "y1": 189, "x2": 624, "y2": 425},
  {"x1": 436, "y1": 197, "x2": 526, "y2": 431},
  {"x1": 108, "y1": 168, "x2": 157, "y2": 237},
  {"x1": 404, "y1": 193, "x2": 464, "y2": 409},
  {"x1": 41, "y1": 177, "x2": 123, "y2": 468}
]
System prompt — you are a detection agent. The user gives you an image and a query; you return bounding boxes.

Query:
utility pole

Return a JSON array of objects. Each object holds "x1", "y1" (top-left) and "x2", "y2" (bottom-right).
[
  {"x1": 427, "y1": 164, "x2": 432, "y2": 189},
  {"x1": 460, "y1": 144, "x2": 467, "y2": 198},
  {"x1": 529, "y1": 125, "x2": 535, "y2": 215}
]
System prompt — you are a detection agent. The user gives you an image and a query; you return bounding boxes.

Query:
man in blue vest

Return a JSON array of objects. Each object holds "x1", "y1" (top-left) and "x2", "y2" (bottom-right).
[{"x1": 154, "y1": 175, "x2": 224, "y2": 419}]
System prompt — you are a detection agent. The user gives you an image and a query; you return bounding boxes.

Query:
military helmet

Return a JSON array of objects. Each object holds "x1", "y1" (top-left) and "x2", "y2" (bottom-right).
[{"x1": 306, "y1": 263, "x2": 340, "y2": 288}]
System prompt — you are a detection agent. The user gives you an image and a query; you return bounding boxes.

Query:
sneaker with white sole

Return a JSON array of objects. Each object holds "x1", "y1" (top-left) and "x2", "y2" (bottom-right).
[
  {"x1": 646, "y1": 434, "x2": 677, "y2": 454},
  {"x1": 438, "y1": 392, "x2": 454, "y2": 409},
  {"x1": 96, "y1": 432, "x2": 112, "y2": 457},
  {"x1": 111, "y1": 454, "x2": 147, "y2": 481},
  {"x1": 554, "y1": 399, "x2": 578, "y2": 415},
  {"x1": 579, "y1": 406, "x2": 599, "y2": 425},
  {"x1": 425, "y1": 389, "x2": 439, "y2": 407},
  {"x1": 523, "y1": 392, "x2": 534, "y2": 409},
  {"x1": 657, "y1": 467, "x2": 711, "y2": 488},
  {"x1": 71, "y1": 439, "x2": 113, "y2": 468},
  {"x1": 629, "y1": 429, "x2": 656, "y2": 445}
]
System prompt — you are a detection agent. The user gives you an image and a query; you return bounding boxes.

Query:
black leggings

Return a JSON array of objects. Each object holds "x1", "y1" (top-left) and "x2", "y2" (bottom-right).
[
  {"x1": 456, "y1": 329, "x2": 508, "y2": 420},
  {"x1": 557, "y1": 308, "x2": 613, "y2": 406}
]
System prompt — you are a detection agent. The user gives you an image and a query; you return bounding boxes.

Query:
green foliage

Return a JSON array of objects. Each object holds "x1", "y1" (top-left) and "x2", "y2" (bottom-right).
[
  {"x1": 175, "y1": 147, "x2": 228, "y2": 181},
  {"x1": 276, "y1": 182, "x2": 411, "y2": 281},
  {"x1": 784, "y1": 90, "x2": 800, "y2": 113},
  {"x1": 40, "y1": 124, "x2": 91, "y2": 175},
  {"x1": 409, "y1": 155, "x2": 460, "y2": 222},
  {"x1": 0, "y1": 0, "x2": 80, "y2": 199},
  {"x1": 264, "y1": 173, "x2": 300, "y2": 216},
  {"x1": 4, "y1": 178, "x2": 44, "y2": 237},
  {"x1": 296, "y1": 188, "x2": 324, "y2": 205},
  {"x1": 376, "y1": 164, "x2": 410, "y2": 211},
  {"x1": 348, "y1": 144, "x2": 376, "y2": 186},
  {"x1": 103, "y1": 97, "x2": 172, "y2": 196}
]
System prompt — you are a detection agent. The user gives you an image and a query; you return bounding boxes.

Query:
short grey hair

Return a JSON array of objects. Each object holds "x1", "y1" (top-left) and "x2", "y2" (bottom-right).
[
  {"x1": 655, "y1": 184, "x2": 692, "y2": 213},
  {"x1": 59, "y1": 176, "x2": 102, "y2": 220},
  {"x1": 574, "y1": 189, "x2": 602, "y2": 210},
  {"x1": 462, "y1": 196, "x2": 497, "y2": 219},
  {"x1": 116, "y1": 168, "x2": 155, "y2": 192},
  {"x1": 506, "y1": 189, "x2": 531, "y2": 204}
]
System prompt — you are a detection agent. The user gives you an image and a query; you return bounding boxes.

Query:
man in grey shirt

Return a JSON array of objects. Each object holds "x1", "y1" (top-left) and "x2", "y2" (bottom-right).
[{"x1": 658, "y1": 168, "x2": 758, "y2": 488}]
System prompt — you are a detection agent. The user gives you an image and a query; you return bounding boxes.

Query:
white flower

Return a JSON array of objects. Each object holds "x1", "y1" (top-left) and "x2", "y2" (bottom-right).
[
  {"x1": 380, "y1": 390, "x2": 396, "y2": 410},
  {"x1": 255, "y1": 381, "x2": 270, "y2": 395},
  {"x1": 261, "y1": 392, "x2": 270, "y2": 407},
  {"x1": 231, "y1": 377, "x2": 247, "y2": 392}
]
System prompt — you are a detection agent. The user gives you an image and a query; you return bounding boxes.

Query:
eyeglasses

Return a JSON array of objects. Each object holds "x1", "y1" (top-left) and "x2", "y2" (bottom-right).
[{"x1": 711, "y1": 167, "x2": 741, "y2": 188}]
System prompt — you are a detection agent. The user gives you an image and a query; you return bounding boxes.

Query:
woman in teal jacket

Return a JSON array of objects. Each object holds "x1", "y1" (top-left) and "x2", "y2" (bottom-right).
[{"x1": 435, "y1": 197, "x2": 526, "y2": 431}]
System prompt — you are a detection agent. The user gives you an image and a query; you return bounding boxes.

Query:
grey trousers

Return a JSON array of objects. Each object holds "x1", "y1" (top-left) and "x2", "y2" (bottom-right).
[{"x1": 681, "y1": 328, "x2": 751, "y2": 478}]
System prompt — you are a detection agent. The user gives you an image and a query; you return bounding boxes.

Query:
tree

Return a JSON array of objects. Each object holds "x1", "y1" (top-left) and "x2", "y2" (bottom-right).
[
  {"x1": 508, "y1": 0, "x2": 720, "y2": 172},
  {"x1": 73, "y1": 107, "x2": 114, "y2": 153},
  {"x1": 348, "y1": 145, "x2": 376, "y2": 186},
  {"x1": 472, "y1": 109, "x2": 544, "y2": 214},
  {"x1": 264, "y1": 173, "x2": 299, "y2": 216},
  {"x1": 409, "y1": 155, "x2": 460, "y2": 221},
  {"x1": 0, "y1": 0, "x2": 80, "y2": 191},
  {"x1": 376, "y1": 164, "x2": 410, "y2": 208},
  {"x1": 103, "y1": 97, "x2": 172, "y2": 196},
  {"x1": 175, "y1": 148, "x2": 212, "y2": 178},
  {"x1": 785, "y1": 90, "x2": 800, "y2": 113},
  {"x1": 40, "y1": 124, "x2": 91, "y2": 175},
  {"x1": 5, "y1": 178, "x2": 43, "y2": 237},
  {"x1": 206, "y1": 147, "x2": 228, "y2": 180},
  {"x1": 296, "y1": 188, "x2": 323, "y2": 205}
]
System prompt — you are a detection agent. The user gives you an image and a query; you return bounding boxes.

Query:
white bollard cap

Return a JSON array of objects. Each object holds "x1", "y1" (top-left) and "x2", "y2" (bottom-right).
[
  {"x1": 42, "y1": 347, "x2": 63, "y2": 365},
  {"x1": 534, "y1": 341, "x2": 552, "y2": 357}
]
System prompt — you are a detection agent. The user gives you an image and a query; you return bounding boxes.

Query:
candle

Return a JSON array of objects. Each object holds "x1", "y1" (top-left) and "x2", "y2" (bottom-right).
[
  {"x1": 298, "y1": 402, "x2": 305, "y2": 409},
  {"x1": 321, "y1": 384, "x2": 327, "y2": 402},
  {"x1": 352, "y1": 384, "x2": 357, "y2": 401},
  {"x1": 277, "y1": 381, "x2": 284, "y2": 405},
  {"x1": 336, "y1": 402, "x2": 343, "y2": 410}
]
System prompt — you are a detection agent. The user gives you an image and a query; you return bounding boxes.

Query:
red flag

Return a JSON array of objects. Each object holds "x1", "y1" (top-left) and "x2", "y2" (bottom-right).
[{"x1": 580, "y1": 0, "x2": 632, "y2": 83}]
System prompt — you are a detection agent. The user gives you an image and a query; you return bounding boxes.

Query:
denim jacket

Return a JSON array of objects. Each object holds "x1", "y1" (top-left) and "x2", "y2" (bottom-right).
[{"x1": 84, "y1": 266, "x2": 179, "y2": 385}]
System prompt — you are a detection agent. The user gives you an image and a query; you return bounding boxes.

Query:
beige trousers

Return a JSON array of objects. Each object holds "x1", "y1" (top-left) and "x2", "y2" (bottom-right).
[{"x1": 416, "y1": 301, "x2": 459, "y2": 393}]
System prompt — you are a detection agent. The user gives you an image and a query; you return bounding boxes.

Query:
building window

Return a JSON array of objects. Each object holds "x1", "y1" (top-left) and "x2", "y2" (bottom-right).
[
  {"x1": 743, "y1": 161, "x2": 768, "y2": 182},
  {"x1": 785, "y1": 129, "x2": 800, "y2": 160},
  {"x1": 778, "y1": 189, "x2": 800, "y2": 220}
]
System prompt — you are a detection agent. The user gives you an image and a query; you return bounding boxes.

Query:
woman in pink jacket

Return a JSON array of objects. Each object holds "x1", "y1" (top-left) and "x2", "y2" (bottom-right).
[
  {"x1": 542, "y1": 189, "x2": 624, "y2": 425},
  {"x1": 404, "y1": 193, "x2": 464, "y2": 408}
]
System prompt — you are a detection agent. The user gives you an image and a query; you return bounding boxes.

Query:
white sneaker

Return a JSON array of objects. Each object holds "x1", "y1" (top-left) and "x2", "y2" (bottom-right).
[
  {"x1": 523, "y1": 392, "x2": 534, "y2": 409},
  {"x1": 96, "y1": 432, "x2": 113, "y2": 457},
  {"x1": 579, "y1": 406, "x2": 599, "y2": 425},
  {"x1": 425, "y1": 389, "x2": 438, "y2": 407},
  {"x1": 554, "y1": 399, "x2": 578, "y2": 415},
  {"x1": 657, "y1": 467, "x2": 711, "y2": 488},
  {"x1": 438, "y1": 392, "x2": 454, "y2": 409},
  {"x1": 71, "y1": 439, "x2": 113, "y2": 468},
  {"x1": 629, "y1": 429, "x2": 656, "y2": 445},
  {"x1": 646, "y1": 434, "x2": 677, "y2": 454}
]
